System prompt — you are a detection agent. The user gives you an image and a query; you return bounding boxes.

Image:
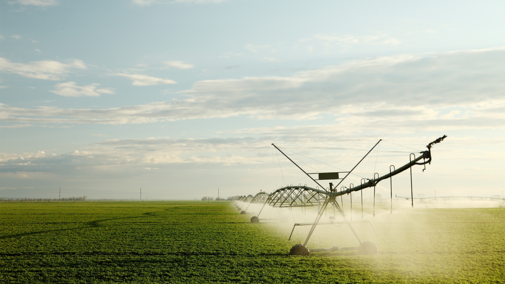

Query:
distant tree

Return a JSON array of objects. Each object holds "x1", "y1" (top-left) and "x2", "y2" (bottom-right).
[{"x1": 0, "y1": 196, "x2": 87, "y2": 202}]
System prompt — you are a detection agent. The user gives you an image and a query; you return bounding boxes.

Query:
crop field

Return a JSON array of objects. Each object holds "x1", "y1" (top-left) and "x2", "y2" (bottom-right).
[{"x1": 1, "y1": 201, "x2": 504, "y2": 283}]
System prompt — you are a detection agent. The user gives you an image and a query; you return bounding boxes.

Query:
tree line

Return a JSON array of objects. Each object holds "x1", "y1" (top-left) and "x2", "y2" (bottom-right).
[{"x1": 0, "y1": 196, "x2": 87, "y2": 202}]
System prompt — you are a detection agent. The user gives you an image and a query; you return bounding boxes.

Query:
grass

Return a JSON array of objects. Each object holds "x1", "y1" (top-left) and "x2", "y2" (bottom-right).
[{"x1": 0, "y1": 201, "x2": 504, "y2": 283}]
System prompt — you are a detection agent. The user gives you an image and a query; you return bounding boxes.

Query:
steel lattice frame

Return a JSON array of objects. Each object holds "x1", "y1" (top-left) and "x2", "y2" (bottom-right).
[
  {"x1": 249, "y1": 192, "x2": 269, "y2": 203},
  {"x1": 267, "y1": 186, "x2": 322, "y2": 207}
]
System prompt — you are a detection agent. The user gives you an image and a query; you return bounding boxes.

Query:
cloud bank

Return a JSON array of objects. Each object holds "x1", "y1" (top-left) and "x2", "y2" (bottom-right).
[
  {"x1": 50, "y1": 82, "x2": 114, "y2": 97},
  {"x1": 165, "y1": 61, "x2": 193, "y2": 69},
  {"x1": 132, "y1": 0, "x2": 155, "y2": 5},
  {"x1": 0, "y1": 57, "x2": 86, "y2": 80},
  {"x1": 116, "y1": 73, "x2": 177, "y2": 86},
  {"x1": 2, "y1": 47, "x2": 505, "y2": 129}
]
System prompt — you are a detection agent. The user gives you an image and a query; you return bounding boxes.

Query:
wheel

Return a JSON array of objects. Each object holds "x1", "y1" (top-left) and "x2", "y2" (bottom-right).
[
  {"x1": 358, "y1": 241, "x2": 378, "y2": 255},
  {"x1": 250, "y1": 216, "x2": 260, "y2": 223},
  {"x1": 289, "y1": 244, "x2": 310, "y2": 256},
  {"x1": 240, "y1": 211, "x2": 246, "y2": 214},
  {"x1": 237, "y1": 208, "x2": 241, "y2": 211}
]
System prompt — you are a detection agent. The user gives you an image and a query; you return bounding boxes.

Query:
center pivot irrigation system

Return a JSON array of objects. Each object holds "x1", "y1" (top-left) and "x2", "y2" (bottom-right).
[{"x1": 235, "y1": 135, "x2": 447, "y2": 255}]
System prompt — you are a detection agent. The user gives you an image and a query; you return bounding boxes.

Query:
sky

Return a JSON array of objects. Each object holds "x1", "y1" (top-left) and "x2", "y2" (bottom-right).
[{"x1": 1, "y1": 0, "x2": 504, "y2": 200}]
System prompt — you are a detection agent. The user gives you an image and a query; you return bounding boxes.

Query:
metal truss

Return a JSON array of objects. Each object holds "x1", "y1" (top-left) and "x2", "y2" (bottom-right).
[{"x1": 268, "y1": 186, "x2": 324, "y2": 207}]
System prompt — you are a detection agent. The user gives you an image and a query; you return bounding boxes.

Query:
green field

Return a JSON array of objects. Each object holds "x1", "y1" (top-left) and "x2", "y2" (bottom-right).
[{"x1": 1, "y1": 201, "x2": 504, "y2": 283}]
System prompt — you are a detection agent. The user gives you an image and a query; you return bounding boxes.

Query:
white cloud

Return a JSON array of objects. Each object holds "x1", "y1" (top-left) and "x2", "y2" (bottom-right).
[
  {"x1": 34, "y1": 49, "x2": 41, "y2": 53},
  {"x1": 0, "y1": 57, "x2": 86, "y2": 80},
  {"x1": 184, "y1": 47, "x2": 505, "y2": 119},
  {"x1": 50, "y1": 82, "x2": 114, "y2": 97},
  {"x1": 0, "y1": 137, "x2": 268, "y2": 177},
  {"x1": 0, "y1": 151, "x2": 54, "y2": 163},
  {"x1": 132, "y1": 0, "x2": 227, "y2": 5},
  {"x1": 95, "y1": 137, "x2": 265, "y2": 165},
  {"x1": 165, "y1": 61, "x2": 194, "y2": 69},
  {"x1": 116, "y1": 73, "x2": 177, "y2": 86},
  {"x1": 1, "y1": 47, "x2": 504, "y2": 129},
  {"x1": 132, "y1": 0, "x2": 155, "y2": 5},
  {"x1": 11, "y1": 35, "x2": 22, "y2": 40},
  {"x1": 173, "y1": 0, "x2": 228, "y2": 3},
  {"x1": 11, "y1": 0, "x2": 58, "y2": 6},
  {"x1": 0, "y1": 124, "x2": 33, "y2": 128}
]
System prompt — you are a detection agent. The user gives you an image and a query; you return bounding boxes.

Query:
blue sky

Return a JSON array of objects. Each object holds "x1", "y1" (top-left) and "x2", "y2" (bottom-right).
[{"x1": 1, "y1": 0, "x2": 504, "y2": 200}]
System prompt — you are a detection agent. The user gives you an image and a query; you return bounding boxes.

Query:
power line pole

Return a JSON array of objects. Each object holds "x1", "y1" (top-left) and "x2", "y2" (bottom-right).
[
  {"x1": 59, "y1": 187, "x2": 61, "y2": 201},
  {"x1": 140, "y1": 188, "x2": 142, "y2": 202},
  {"x1": 218, "y1": 188, "x2": 220, "y2": 200}
]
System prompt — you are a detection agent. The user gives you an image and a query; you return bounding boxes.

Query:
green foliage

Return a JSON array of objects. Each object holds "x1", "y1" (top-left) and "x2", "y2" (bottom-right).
[{"x1": 0, "y1": 201, "x2": 504, "y2": 283}]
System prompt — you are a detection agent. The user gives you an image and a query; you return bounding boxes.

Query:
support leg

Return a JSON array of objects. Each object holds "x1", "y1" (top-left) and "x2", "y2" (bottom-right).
[{"x1": 302, "y1": 197, "x2": 331, "y2": 246}]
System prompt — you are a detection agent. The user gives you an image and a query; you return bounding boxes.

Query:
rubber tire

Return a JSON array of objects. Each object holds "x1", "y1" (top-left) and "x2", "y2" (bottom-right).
[
  {"x1": 250, "y1": 216, "x2": 260, "y2": 223},
  {"x1": 358, "y1": 241, "x2": 378, "y2": 255},
  {"x1": 240, "y1": 211, "x2": 246, "y2": 214},
  {"x1": 289, "y1": 244, "x2": 310, "y2": 256}
]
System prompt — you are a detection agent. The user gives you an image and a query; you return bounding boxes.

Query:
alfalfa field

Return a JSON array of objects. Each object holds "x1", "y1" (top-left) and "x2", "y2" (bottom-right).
[{"x1": 1, "y1": 201, "x2": 504, "y2": 283}]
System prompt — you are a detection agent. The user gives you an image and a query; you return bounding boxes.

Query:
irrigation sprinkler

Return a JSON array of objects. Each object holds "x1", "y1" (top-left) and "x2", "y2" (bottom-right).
[{"x1": 244, "y1": 135, "x2": 447, "y2": 255}]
